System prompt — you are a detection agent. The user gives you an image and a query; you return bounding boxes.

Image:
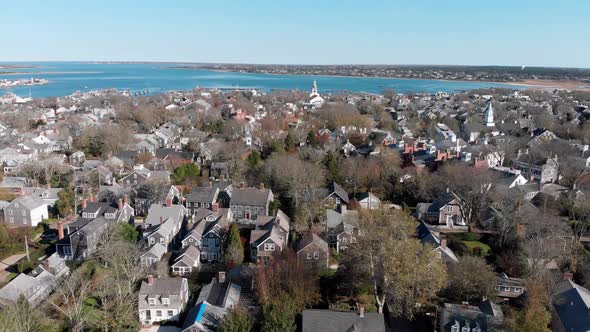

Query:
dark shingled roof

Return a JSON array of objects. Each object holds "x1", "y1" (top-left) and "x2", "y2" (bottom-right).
[
  {"x1": 230, "y1": 187, "x2": 272, "y2": 207},
  {"x1": 188, "y1": 187, "x2": 219, "y2": 204},
  {"x1": 552, "y1": 279, "x2": 590, "y2": 332},
  {"x1": 302, "y1": 309, "x2": 386, "y2": 332}
]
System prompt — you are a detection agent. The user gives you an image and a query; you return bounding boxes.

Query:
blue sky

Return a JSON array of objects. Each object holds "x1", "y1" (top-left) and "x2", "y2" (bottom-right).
[{"x1": 1, "y1": 0, "x2": 589, "y2": 67}]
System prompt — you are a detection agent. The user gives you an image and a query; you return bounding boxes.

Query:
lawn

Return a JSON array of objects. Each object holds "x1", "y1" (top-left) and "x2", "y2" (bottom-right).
[
  {"x1": 448, "y1": 233, "x2": 493, "y2": 257},
  {"x1": 462, "y1": 240, "x2": 491, "y2": 257}
]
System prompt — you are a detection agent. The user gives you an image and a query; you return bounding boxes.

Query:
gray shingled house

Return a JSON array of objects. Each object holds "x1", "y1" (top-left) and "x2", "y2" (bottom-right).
[{"x1": 138, "y1": 275, "x2": 189, "y2": 325}]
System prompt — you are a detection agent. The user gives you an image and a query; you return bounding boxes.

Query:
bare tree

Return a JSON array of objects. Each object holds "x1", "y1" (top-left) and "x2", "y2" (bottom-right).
[{"x1": 48, "y1": 270, "x2": 93, "y2": 332}]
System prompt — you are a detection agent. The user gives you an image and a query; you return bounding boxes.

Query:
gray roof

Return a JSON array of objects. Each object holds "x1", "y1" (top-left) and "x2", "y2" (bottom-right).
[
  {"x1": 188, "y1": 187, "x2": 219, "y2": 204},
  {"x1": 8, "y1": 195, "x2": 47, "y2": 210},
  {"x1": 552, "y1": 279, "x2": 590, "y2": 332},
  {"x1": 182, "y1": 278, "x2": 241, "y2": 332},
  {"x1": 296, "y1": 233, "x2": 329, "y2": 253},
  {"x1": 302, "y1": 309, "x2": 386, "y2": 332},
  {"x1": 145, "y1": 204, "x2": 186, "y2": 228},
  {"x1": 138, "y1": 277, "x2": 187, "y2": 310},
  {"x1": 230, "y1": 187, "x2": 273, "y2": 207},
  {"x1": 440, "y1": 300, "x2": 503, "y2": 332}
]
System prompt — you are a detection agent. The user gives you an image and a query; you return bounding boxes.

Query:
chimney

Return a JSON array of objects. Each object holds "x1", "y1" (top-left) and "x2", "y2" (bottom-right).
[
  {"x1": 123, "y1": 194, "x2": 129, "y2": 205},
  {"x1": 82, "y1": 198, "x2": 88, "y2": 210},
  {"x1": 220, "y1": 174, "x2": 225, "y2": 181},
  {"x1": 218, "y1": 271, "x2": 226, "y2": 283},
  {"x1": 118, "y1": 198, "x2": 123, "y2": 210},
  {"x1": 446, "y1": 187, "x2": 450, "y2": 194},
  {"x1": 339, "y1": 204, "x2": 347, "y2": 215},
  {"x1": 239, "y1": 182, "x2": 245, "y2": 189},
  {"x1": 57, "y1": 221, "x2": 64, "y2": 240},
  {"x1": 259, "y1": 183, "x2": 265, "y2": 190},
  {"x1": 166, "y1": 197, "x2": 172, "y2": 207},
  {"x1": 147, "y1": 275, "x2": 153, "y2": 285},
  {"x1": 160, "y1": 216, "x2": 164, "y2": 225},
  {"x1": 563, "y1": 272, "x2": 573, "y2": 280},
  {"x1": 359, "y1": 304, "x2": 365, "y2": 318},
  {"x1": 440, "y1": 235, "x2": 447, "y2": 249},
  {"x1": 212, "y1": 203, "x2": 219, "y2": 212},
  {"x1": 46, "y1": 182, "x2": 51, "y2": 189},
  {"x1": 89, "y1": 193, "x2": 95, "y2": 202},
  {"x1": 209, "y1": 181, "x2": 212, "y2": 188}
]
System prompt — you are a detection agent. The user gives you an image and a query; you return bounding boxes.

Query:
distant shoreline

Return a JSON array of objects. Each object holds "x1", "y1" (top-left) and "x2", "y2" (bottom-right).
[{"x1": 0, "y1": 71, "x2": 101, "y2": 76}]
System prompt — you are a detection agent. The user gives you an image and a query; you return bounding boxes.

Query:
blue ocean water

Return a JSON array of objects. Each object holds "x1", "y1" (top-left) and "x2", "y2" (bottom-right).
[{"x1": 0, "y1": 62, "x2": 525, "y2": 98}]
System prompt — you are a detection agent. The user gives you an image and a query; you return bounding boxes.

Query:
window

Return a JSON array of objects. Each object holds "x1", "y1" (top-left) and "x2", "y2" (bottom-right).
[
  {"x1": 189, "y1": 238, "x2": 193, "y2": 242},
  {"x1": 515, "y1": 287, "x2": 522, "y2": 293},
  {"x1": 9, "y1": 217, "x2": 14, "y2": 224},
  {"x1": 8, "y1": 209, "x2": 13, "y2": 216},
  {"x1": 215, "y1": 238, "x2": 220, "y2": 246},
  {"x1": 446, "y1": 206, "x2": 453, "y2": 212},
  {"x1": 306, "y1": 253, "x2": 312, "y2": 260},
  {"x1": 436, "y1": 251, "x2": 442, "y2": 258},
  {"x1": 22, "y1": 218, "x2": 27, "y2": 224},
  {"x1": 160, "y1": 238, "x2": 165, "y2": 245},
  {"x1": 22, "y1": 210, "x2": 26, "y2": 216},
  {"x1": 148, "y1": 297, "x2": 156, "y2": 305},
  {"x1": 167, "y1": 310, "x2": 174, "y2": 317},
  {"x1": 313, "y1": 251, "x2": 319, "y2": 260},
  {"x1": 162, "y1": 298, "x2": 169, "y2": 305},
  {"x1": 264, "y1": 243, "x2": 275, "y2": 251},
  {"x1": 156, "y1": 310, "x2": 162, "y2": 317}
]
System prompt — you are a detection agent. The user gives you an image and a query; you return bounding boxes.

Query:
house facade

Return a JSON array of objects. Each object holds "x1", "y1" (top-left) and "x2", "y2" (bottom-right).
[
  {"x1": 3, "y1": 195, "x2": 48, "y2": 228},
  {"x1": 138, "y1": 276, "x2": 189, "y2": 325},
  {"x1": 230, "y1": 183, "x2": 273, "y2": 222}
]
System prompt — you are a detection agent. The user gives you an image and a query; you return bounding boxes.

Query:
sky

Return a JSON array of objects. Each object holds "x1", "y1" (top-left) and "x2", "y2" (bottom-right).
[{"x1": 1, "y1": 0, "x2": 589, "y2": 68}]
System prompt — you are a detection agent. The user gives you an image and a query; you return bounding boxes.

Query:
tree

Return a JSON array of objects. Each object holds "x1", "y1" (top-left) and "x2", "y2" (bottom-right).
[
  {"x1": 219, "y1": 306, "x2": 254, "y2": 332},
  {"x1": 246, "y1": 150, "x2": 262, "y2": 169},
  {"x1": 443, "y1": 255, "x2": 497, "y2": 303},
  {"x1": 112, "y1": 222, "x2": 139, "y2": 243},
  {"x1": 173, "y1": 163, "x2": 200, "y2": 184},
  {"x1": 48, "y1": 270, "x2": 93, "y2": 332},
  {"x1": 342, "y1": 208, "x2": 447, "y2": 318},
  {"x1": 0, "y1": 294, "x2": 41, "y2": 332},
  {"x1": 437, "y1": 163, "x2": 495, "y2": 231},
  {"x1": 506, "y1": 281, "x2": 551, "y2": 332},
  {"x1": 225, "y1": 223, "x2": 244, "y2": 267},
  {"x1": 256, "y1": 250, "x2": 320, "y2": 330},
  {"x1": 323, "y1": 151, "x2": 341, "y2": 183},
  {"x1": 56, "y1": 186, "x2": 75, "y2": 217},
  {"x1": 306, "y1": 130, "x2": 320, "y2": 148},
  {"x1": 284, "y1": 130, "x2": 298, "y2": 152}
]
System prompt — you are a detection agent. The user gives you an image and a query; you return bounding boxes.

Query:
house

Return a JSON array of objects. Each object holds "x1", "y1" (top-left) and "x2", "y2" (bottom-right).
[
  {"x1": 0, "y1": 253, "x2": 69, "y2": 308},
  {"x1": 230, "y1": 183, "x2": 274, "y2": 222},
  {"x1": 184, "y1": 205, "x2": 232, "y2": 263},
  {"x1": 551, "y1": 275, "x2": 590, "y2": 332},
  {"x1": 181, "y1": 272, "x2": 241, "y2": 332},
  {"x1": 134, "y1": 184, "x2": 182, "y2": 217},
  {"x1": 138, "y1": 275, "x2": 189, "y2": 325},
  {"x1": 342, "y1": 139, "x2": 356, "y2": 157},
  {"x1": 209, "y1": 162, "x2": 229, "y2": 179},
  {"x1": 249, "y1": 210, "x2": 290, "y2": 264},
  {"x1": 416, "y1": 191, "x2": 465, "y2": 228},
  {"x1": 439, "y1": 300, "x2": 504, "y2": 332},
  {"x1": 23, "y1": 187, "x2": 63, "y2": 208},
  {"x1": 69, "y1": 150, "x2": 85, "y2": 167},
  {"x1": 358, "y1": 192, "x2": 381, "y2": 210},
  {"x1": 302, "y1": 307, "x2": 386, "y2": 332},
  {"x1": 3, "y1": 195, "x2": 48, "y2": 227},
  {"x1": 417, "y1": 222, "x2": 459, "y2": 263},
  {"x1": 496, "y1": 272, "x2": 525, "y2": 300},
  {"x1": 311, "y1": 182, "x2": 350, "y2": 209},
  {"x1": 56, "y1": 198, "x2": 134, "y2": 260},
  {"x1": 120, "y1": 167, "x2": 171, "y2": 188},
  {"x1": 325, "y1": 207, "x2": 359, "y2": 252},
  {"x1": 171, "y1": 245, "x2": 200, "y2": 276},
  {"x1": 512, "y1": 152, "x2": 558, "y2": 184},
  {"x1": 143, "y1": 200, "x2": 188, "y2": 254},
  {"x1": 187, "y1": 186, "x2": 219, "y2": 215},
  {"x1": 296, "y1": 233, "x2": 330, "y2": 269}
]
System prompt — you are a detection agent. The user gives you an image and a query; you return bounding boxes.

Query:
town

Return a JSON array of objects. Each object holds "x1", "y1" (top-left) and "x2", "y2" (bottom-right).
[
  {"x1": 0, "y1": 77, "x2": 48, "y2": 88},
  {"x1": 0, "y1": 79, "x2": 588, "y2": 332}
]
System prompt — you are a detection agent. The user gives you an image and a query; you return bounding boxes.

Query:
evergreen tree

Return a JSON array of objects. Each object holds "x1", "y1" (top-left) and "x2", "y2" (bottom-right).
[
  {"x1": 225, "y1": 223, "x2": 244, "y2": 267},
  {"x1": 307, "y1": 130, "x2": 320, "y2": 147},
  {"x1": 56, "y1": 186, "x2": 74, "y2": 217},
  {"x1": 246, "y1": 150, "x2": 262, "y2": 168},
  {"x1": 284, "y1": 131, "x2": 298, "y2": 152},
  {"x1": 323, "y1": 151, "x2": 341, "y2": 183}
]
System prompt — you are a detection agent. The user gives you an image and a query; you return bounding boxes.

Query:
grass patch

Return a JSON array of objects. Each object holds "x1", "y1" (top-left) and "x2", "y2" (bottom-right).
[
  {"x1": 462, "y1": 241, "x2": 491, "y2": 257},
  {"x1": 448, "y1": 233, "x2": 492, "y2": 257}
]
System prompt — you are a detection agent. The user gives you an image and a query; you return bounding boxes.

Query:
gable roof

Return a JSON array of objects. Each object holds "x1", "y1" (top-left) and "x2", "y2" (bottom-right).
[
  {"x1": 231, "y1": 187, "x2": 273, "y2": 207},
  {"x1": 296, "y1": 233, "x2": 329, "y2": 253},
  {"x1": 302, "y1": 309, "x2": 386, "y2": 332},
  {"x1": 552, "y1": 279, "x2": 590, "y2": 332}
]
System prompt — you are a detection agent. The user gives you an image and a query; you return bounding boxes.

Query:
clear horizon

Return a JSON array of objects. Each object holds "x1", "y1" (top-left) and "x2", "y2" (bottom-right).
[{"x1": 1, "y1": 0, "x2": 589, "y2": 68}]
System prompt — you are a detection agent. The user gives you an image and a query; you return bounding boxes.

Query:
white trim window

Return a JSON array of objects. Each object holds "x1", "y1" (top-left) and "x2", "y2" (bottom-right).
[
  {"x1": 313, "y1": 251, "x2": 319, "y2": 260},
  {"x1": 264, "y1": 243, "x2": 275, "y2": 251}
]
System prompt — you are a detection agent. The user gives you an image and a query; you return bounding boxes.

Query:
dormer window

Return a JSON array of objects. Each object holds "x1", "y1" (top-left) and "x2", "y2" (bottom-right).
[
  {"x1": 162, "y1": 297, "x2": 169, "y2": 305},
  {"x1": 148, "y1": 297, "x2": 156, "y2": 305},
  {"x1": 206, "y1": 215, "x2": 215, "y2": 221},
  {"x1": 264, "y1": 243, "x2": 275, "y2": 251}
]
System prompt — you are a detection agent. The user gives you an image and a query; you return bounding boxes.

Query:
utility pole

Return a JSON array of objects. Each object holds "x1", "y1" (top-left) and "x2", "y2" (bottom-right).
[{"x1": 24, "y1": 235, "x2": 30, "y2": 261}]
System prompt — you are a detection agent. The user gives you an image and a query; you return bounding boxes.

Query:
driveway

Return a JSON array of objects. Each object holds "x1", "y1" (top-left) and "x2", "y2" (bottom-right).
[
  {"x1": 140, "y1": 326, "x2": 181, "y2": 332},
  {"x1": 0, "y1": 253, "x2": 27, "y2": 284}
]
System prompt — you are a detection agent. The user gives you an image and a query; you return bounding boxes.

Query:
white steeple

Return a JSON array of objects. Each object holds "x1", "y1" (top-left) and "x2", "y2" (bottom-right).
[
  {"x1": 310, "y1": 80, "x2": 319, "y2": 98},
  {"x1": 483, "y1": 100, "x2": 495, "y2": 127}
]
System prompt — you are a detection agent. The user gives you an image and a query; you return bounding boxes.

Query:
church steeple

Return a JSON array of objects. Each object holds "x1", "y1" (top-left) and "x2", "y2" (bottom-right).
[
  {"x1": 483, "y1": 100, "x2": 495, "y2": 127},
  {"x1": 310, "y1": 80, "x2": 319, "y2": 98}
]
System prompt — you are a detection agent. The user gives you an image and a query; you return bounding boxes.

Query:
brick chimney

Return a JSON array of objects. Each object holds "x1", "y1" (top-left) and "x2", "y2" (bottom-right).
[
  {"x1": 212, "y1": 202, "x2": 219, "y2": 212},
  {"x1": 359, "y1": 304, "x2": 365, "y2": 318},
  {"x1": 89, "y1": 193, "x2": 95, "y2": 203},
  {"x1": 440, "y1": 235, "x2": 447, "y2": 249},
  {"x1": 563, "y1": 272, "x2": 573, "y2": 280},
  {"x1": 160, "y1": 216, "x2": 164, "y2": 225},
  {"x1": 118, "y1": 198, "x2": 123, "y2": 210},
  {"x1": 239, "y1": 182, "x2": 245, "y2": 189},
  {"x1": 166, "y1": 198, "x2": 172, "y2": 207},
  {"x1": 147, "y1": 275, "x2": 153, "y2": 285},
  {"x1": 123, "y1": 194, "x2": 129, "y2": 205},
  {"x1": 57, "y1": 221, "x2": 64, "y2": 240},
  {"x1": 82, "y1": 198, "x2": 88, "y2": 210},
  {"x1": 259, "y1": 183, "x2": 265, "y2": 190},
  {"x1": 220, "y1": 174, "x2": 225, "y2": 181}
]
